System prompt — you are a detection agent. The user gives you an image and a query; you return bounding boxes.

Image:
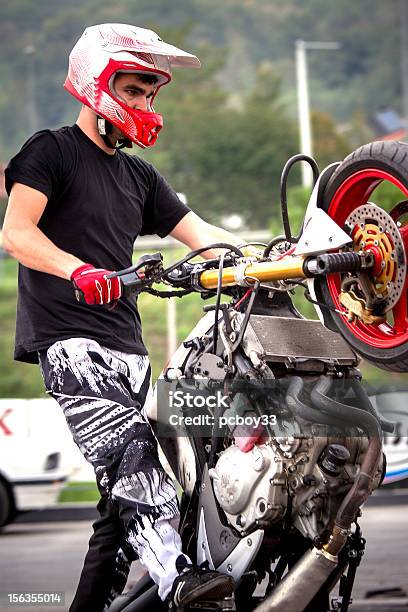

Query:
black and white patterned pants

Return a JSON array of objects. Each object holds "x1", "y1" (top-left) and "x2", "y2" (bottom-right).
[{"x1": 39, "y1": 338, "x2": 189, "y2": 610}]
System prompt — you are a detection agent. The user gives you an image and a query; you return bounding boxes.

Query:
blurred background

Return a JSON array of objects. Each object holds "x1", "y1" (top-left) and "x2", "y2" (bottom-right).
[
  {"x1": 2, "y1": 0, "x2": 408, "y2": 393},
  {"x1": 0, "y1": 0, "x2": 407, "y2": 497}
]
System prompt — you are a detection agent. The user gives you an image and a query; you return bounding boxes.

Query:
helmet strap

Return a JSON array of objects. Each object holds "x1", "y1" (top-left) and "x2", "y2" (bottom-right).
[
  {"x1": 116, "y1": 138, "x2": 133, "y2": 149},
  {"x1": 96, "y1": 116, "x2": 132, "y2": 150}
]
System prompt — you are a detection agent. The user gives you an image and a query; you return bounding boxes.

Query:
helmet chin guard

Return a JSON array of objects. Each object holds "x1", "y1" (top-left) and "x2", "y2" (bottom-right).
[{"x1": 64, "y1": 23, "x2": 200, "y2": 148}]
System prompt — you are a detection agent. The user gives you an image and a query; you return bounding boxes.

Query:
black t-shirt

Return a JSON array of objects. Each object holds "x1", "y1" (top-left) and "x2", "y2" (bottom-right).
[{"x1": 5, "y1": 125, "x2": 190, "y2": 363}]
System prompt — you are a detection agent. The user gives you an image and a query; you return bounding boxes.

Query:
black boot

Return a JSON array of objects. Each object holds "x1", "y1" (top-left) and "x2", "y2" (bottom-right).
[{"x1": 167, "y1": 556, "x2": 235, "y2": 611}]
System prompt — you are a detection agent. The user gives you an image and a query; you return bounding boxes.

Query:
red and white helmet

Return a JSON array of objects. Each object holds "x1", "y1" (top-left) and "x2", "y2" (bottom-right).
[{"x1": 64, "y1": 23, "x2": 200, "y2": 148}]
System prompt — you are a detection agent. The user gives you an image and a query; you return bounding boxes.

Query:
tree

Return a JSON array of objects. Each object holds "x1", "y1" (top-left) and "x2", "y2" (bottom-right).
[
  {"x1": 311, "y1": 110, "x2": 352, "y2": 170},
  {"x1": 143, "y1": 63, "x2": 298, "y2": 226}
]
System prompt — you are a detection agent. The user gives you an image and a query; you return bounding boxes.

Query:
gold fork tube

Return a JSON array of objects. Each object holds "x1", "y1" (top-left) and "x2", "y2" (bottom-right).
[{"x1": 198, "y1": 257, "x2": 307, "y2": 289}]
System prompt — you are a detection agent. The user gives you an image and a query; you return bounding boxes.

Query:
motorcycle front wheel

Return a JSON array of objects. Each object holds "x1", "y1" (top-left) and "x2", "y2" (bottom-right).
[{"x1": 317, "y1": 140, "x2": 408, "y2": 372}]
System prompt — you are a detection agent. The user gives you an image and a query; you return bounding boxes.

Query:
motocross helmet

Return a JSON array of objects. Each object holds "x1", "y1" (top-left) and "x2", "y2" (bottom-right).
[{"x1": 64, "y1": 23, "x2": 200, "y2": 148}]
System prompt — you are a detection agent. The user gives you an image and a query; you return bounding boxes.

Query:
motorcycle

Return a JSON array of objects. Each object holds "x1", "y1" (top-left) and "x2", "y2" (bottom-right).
[{"x1": 107, "y1": 141, "x2": 408, "y2": 612}]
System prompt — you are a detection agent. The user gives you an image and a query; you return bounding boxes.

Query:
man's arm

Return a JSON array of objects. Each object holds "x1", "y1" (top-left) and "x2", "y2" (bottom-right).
[
  {"x1": 169, "y1": 211, "x2": 243, "y2": 259},
  {"x1": 2, "y1": 183, "x2": 85, "y2": 279}
]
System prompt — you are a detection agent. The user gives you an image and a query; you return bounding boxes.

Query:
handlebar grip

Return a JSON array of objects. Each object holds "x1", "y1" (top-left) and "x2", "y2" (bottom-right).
[
  {"x1": 317, "y1": 252, "x2": 363, "y2": 274},
  {"x1": 305, "y1": 252, "x2": 374, "y2": 276}
]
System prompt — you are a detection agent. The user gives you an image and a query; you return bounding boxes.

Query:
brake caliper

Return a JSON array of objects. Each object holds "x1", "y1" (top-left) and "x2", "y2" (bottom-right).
[{"x1": 340, "y1": 203, "x2": 407, "y2": 324}]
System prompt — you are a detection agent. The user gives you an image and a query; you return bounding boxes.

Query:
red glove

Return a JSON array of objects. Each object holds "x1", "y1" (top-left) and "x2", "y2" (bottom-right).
[{"x1": 71, "y1": 264, "x2": 121, "y2": 305}]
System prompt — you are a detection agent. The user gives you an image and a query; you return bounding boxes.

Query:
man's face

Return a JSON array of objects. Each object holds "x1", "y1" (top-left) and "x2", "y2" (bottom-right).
[{"x1": 113, "y1": 73, "x2": 157, "y2": 112}]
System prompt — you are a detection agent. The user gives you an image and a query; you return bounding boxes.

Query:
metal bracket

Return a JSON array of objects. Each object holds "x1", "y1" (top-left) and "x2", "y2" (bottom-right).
[{"x1": 294, "y1": 208, "x2": 352, "y2": 256}]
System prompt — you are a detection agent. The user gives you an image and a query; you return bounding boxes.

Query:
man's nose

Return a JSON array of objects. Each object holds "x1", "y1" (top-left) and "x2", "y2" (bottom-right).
[{"x1": 135, "y1": 96, "x2": 148, "y2": 111}]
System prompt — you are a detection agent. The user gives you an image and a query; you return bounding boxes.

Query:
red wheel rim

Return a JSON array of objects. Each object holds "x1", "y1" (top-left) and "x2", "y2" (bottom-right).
[{"x1": 327, "y1": 168, "x2": 408, "y2": 349}]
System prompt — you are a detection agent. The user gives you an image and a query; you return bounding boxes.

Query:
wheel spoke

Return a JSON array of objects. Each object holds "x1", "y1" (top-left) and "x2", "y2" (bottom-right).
[
  {"x1": 393, "y1": 224, "x2": 408, "y2": 332},
  {"x1": 392, "y1": 283, "x2": 408, "y2": 333}
]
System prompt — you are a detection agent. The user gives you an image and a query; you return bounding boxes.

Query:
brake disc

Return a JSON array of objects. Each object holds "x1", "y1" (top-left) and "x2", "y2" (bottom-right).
[{"x1": 345, "y1": 203, "x2": 407, "y2": 311}]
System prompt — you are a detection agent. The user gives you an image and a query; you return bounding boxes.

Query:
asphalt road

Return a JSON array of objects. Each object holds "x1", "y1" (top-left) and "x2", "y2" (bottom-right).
[
  {"x1": 0, "y1": 518, "x2": 146, "y2": 612},
  {"x1": 0, "y1": 503, "x2": 407, "y2": 612}
]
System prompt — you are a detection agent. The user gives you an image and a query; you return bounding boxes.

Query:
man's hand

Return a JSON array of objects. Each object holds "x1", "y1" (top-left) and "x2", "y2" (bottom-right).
[
  {"x1": 71, "y1": 264, "x2": 121, "y2": 305},
  {"x1": 239, "y1": 245, "x2": 265, "y2": 259}
]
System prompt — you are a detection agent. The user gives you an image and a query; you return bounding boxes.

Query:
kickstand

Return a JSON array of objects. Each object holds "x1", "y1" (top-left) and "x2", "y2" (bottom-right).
[{"x1": 333, "y1": 520, "x2": 366, "y2": 612}]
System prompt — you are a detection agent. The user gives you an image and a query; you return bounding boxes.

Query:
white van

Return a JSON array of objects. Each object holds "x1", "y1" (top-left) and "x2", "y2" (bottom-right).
[
  {"x1": 371, "y1": 389, "x2": 408, "y2": 485},
  {"x1": 0, "y1": 397, "x2": 93, "y2": 527}
]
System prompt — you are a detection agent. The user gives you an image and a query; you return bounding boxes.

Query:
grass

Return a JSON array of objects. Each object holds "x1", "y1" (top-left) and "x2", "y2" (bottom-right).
[
  {"x1": 58, "y1": 481, "x2": 100, "y2": 503},
  {"x1": 58, "y1": 479, "x2": 182, "y2": 503}
]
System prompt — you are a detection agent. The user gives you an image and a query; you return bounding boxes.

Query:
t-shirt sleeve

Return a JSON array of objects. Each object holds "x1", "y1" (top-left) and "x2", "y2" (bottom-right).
[
  {"x1": 140, "y1": 166, "x2": 191, "y2": 238},
  {"x1": 5, "y1": 130, "x2": 63, "y2": 201}
]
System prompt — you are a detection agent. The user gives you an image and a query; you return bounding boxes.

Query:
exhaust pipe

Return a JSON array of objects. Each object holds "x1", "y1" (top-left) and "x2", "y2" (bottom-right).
[
  {"x1": 311, "y1": 376, "x2": 382, "y2": 548},
  {"x1": 256, "y1": 376, "x2": 383, "y2": 611},
  {"x1": 254, "y1": 547, "x2": 337, "y2": 612}
]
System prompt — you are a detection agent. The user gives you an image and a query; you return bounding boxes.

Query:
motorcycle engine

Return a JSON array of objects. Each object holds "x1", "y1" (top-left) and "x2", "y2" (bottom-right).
[{"x1": 209, "y1": 434, "x2": 384, "y2": 541}]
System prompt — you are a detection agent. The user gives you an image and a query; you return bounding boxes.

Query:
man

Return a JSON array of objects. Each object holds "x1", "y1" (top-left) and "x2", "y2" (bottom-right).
[{"x1": 3, "y1": 23, "x2": 244, "y2": 612}]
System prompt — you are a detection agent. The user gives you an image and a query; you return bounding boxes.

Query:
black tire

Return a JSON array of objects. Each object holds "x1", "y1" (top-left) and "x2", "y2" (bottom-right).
[
  {"x1": 317, "y1": 140, "x2": 408, "y2": 372},
  {"x1": 0, "y1": 478, "x2": 12, "y2": 528}
]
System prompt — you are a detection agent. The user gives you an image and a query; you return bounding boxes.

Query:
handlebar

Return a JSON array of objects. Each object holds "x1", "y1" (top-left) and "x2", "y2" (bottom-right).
[{"x1": 109, "y1": 248, "x2": 375, "y2": 298}]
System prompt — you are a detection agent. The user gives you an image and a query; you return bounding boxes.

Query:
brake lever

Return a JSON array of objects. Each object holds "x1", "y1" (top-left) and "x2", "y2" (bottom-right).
[
  {"x1": 106, "y1": 253, "x2": 163, "y2": 279},
  {"x1": 106, "y1": 253, "x2": 164, "y2": 298}
]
